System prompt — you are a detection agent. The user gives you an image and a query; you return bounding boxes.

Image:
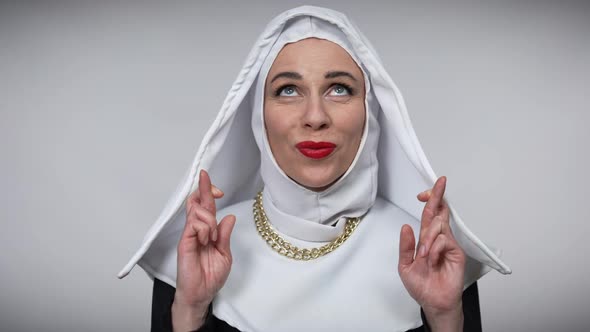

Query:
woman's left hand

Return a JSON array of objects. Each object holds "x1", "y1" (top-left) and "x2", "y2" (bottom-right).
[{"x1": 398, "y1": 176, "x2": 466, "y2": 331}]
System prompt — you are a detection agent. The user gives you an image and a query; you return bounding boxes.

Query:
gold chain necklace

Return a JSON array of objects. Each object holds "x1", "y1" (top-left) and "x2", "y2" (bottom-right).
[{"x1": 253, "y1": 191, "x2": 361, "y2": 260}]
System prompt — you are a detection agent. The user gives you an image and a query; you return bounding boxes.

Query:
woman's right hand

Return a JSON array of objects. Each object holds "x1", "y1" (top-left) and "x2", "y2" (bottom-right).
[{"x1": 172, "y1": 170, "x2": 236, "y2": 331}]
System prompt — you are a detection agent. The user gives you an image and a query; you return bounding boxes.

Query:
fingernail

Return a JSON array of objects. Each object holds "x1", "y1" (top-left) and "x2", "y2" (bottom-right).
[
  {"x1": 212, "y1": 229, "x2": 218, "y2": 242},
  {"x1": 212, "y1": 187, "x2": 223, "y2": 196},
  {"x1": 418, "y1": 245, "x2": 427, "y2": 257}
]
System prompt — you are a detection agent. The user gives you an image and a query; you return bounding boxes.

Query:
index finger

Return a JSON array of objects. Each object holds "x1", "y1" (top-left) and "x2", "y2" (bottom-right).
[
  {"x1": 186, "y1": 189, "x2": 200, "y2": 216},
  {"x1": 199, "y1": 169, "x2": 216, "y2": 215},
  {"x1": 421, "y1": 176, "x2": 447, "y2": 227}
]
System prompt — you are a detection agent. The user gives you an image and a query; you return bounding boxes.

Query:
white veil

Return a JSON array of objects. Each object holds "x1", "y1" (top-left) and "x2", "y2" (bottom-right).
[{"x1": 118, "y1": 5, "x2": 511, "y2": 285}]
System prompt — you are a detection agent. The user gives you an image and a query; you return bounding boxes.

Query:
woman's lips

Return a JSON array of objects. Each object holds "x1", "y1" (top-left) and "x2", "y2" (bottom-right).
[{"x1": 295, "y1": 141, "x2": 336, "y2": 159}]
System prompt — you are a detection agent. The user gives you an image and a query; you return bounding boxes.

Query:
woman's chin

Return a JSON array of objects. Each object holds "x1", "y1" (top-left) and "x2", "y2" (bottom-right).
[
  {"x1": 303, "y1": 182, "x2": 335, "y2": 192},
  {"x1": 292, "y1": 174, "x2": 345, "y2": 192},
  {"x1": 281, "y1": 162, "x2": 348, "y2": 192}
]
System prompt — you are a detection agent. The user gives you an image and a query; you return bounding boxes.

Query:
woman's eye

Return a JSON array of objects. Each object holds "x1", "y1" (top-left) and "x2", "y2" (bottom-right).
[
  {"x1": 278, "y1": 86, "x2": 299, "y2": 97},
  {"x1": 329, "y1": 84, "x2": 350, "y2": 96}
]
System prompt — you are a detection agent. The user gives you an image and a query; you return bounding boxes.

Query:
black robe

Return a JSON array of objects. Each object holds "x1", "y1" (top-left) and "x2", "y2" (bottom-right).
[{"x1": 151, "y1": 278, "x2": 482, "y2": 332}]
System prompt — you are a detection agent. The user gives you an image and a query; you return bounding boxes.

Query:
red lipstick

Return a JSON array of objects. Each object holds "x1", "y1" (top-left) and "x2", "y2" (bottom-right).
[{"x1": 295, "y1": 141, "x2": 336, "y2": 159}]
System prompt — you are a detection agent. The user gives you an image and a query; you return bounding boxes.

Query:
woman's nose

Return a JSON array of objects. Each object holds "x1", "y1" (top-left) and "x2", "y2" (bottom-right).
[{"x1": 303, "y1": 96, "x2": 330, "y2": 130}]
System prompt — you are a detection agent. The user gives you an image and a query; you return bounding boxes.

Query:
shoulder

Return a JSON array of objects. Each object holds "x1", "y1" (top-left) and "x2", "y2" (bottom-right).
[
  {"x1": 369, "y1": 196, "x2": 419, "y2": 224},
  {"x1": 217, "y1": 200, "x2": 256, "y2": 234},
  {"x1": 217, "y1": 199, "x2": 254, "y2": 218}
]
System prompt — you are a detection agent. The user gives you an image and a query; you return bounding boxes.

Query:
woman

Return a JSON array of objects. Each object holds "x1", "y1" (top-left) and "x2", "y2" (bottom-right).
[{"x1": 119, "y1": 6, "x2": 511, "y2": 332}]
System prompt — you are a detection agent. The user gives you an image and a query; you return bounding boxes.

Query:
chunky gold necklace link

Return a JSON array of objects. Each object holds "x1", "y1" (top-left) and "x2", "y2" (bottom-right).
[{"x1": 253, "y1": 191, "x2": 361, "y2": 260}]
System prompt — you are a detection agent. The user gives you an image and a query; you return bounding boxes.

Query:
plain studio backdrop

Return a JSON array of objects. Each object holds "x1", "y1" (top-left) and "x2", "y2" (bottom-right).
[{"x1": 1, "y1": 1, "x2": 588, "y2": 331}]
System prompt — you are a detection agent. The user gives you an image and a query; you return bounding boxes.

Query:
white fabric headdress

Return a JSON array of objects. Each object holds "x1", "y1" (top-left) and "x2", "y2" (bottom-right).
[
  {"x1": 118, "y1": 7, "x2": 511, "y2": 329},
  {"x1": 251, "y1": 15, "x2": 381, "y2": 242}
]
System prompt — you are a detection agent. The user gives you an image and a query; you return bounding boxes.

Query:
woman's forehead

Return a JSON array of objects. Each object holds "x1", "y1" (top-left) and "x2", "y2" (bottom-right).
[{"x1": 267, "y1": 38, "x2": 363, "y2": 79}]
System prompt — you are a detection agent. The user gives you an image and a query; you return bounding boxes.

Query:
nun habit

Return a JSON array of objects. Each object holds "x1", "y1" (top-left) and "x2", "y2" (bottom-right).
[{"x1": 118, "y1": 6, "x2": 511, "y2": 332}]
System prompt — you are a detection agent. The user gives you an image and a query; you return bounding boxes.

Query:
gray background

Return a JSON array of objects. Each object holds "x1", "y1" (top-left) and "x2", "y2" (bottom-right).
[{"x1": 1, "y1": 1, "x2": 588, "y2": 331}]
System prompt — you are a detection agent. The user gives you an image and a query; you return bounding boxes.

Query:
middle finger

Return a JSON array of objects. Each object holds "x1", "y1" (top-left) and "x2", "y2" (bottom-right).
[
  {"x1": 191, "y1": 204, "x2": 218, "y2": 242},
  {"x1": 417, "y1": 215, "x2": 445, "y2": 258},
  {"x1": 421, "y1": 176, "x2": 447, "y2": 227},
  {"x1": 199, "y1": 169, "x2": 216, "y2": 215}
]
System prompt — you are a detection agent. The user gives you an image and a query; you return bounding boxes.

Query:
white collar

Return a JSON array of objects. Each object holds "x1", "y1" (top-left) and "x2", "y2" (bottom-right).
[{"x1": 262, "y1": 187, "x2": 347, "y2": 242}]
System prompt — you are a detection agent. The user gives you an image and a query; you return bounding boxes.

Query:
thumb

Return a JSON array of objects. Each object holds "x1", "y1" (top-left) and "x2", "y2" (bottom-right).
[
  {"x1": 398, "y1": 224, "x2": 416, "y2": 271},
  {"x1": 215, "y1": 214, "x2": 236, "y2": 258}
]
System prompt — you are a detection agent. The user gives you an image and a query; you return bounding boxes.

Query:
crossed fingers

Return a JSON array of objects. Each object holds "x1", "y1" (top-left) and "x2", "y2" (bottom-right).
[
  {"x1": 416, "y1": 176, "x2": 452, "y2": 264},
  {"x1": 184, "y1": 170, "x2": 224, "y2": 246}
]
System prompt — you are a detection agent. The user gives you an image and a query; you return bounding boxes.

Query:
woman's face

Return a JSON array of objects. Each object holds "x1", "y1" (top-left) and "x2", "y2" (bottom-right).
[{"x1": 264, "y1": 38, "x2": 366, "y2": 191}]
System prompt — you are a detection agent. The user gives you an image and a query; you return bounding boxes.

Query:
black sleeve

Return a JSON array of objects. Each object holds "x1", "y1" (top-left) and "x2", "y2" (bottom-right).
[
  {"x1": 151, "y1": 278, "x2": 240, "y2": 332},
  {"x1": 151, "y1": 278, "x2": 481, "y2": 332},
  {"x1": 151, "y1": 278, "x2": 175, "y2": 332},
  {"x1": 408, "y1": 282, "x2": 482, "y2": 332}
]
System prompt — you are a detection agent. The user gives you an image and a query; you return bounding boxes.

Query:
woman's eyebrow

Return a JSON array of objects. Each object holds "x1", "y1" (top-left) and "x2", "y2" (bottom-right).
[
  {"x1": 270, "y1": 71, "x2": 302, "y2": 83},
  {"x1": 325, "y1": 71, "x2": 357, "y2": 81}
]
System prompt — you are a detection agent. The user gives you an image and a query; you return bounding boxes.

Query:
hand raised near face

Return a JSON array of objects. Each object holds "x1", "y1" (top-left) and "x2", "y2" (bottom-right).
[
  {"x1": 398, "y1": 176, "x2": 466, "y2": 330},
  {"x1": 172, "y1": 170, "x2": 236, "y2": 331}
]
